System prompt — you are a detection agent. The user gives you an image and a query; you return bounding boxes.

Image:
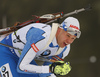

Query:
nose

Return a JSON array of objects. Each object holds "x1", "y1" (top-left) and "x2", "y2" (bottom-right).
[{"x1": 66, "y1": 38, "x2": 73, "y2": 44}]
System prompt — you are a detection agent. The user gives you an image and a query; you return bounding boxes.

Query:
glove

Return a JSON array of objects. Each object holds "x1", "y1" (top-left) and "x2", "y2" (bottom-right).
[{"x1": 49, "y1": 61, "x2": 71, "y2": 76}]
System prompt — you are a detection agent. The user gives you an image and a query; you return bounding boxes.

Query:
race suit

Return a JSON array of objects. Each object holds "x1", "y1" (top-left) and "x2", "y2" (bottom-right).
[{"x1": 0, "y1": 23, "x2": 70, "y2": 77}]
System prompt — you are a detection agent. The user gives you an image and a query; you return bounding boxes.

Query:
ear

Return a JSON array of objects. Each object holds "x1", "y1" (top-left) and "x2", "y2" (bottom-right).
[{"x1": 56, "y1": 28, "x2": 62, "y2": 37}]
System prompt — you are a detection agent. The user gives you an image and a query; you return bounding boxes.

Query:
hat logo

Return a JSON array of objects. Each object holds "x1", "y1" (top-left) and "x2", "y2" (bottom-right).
[{"x1": 69, "y1": 25, "x2": 79, "y2": 30}]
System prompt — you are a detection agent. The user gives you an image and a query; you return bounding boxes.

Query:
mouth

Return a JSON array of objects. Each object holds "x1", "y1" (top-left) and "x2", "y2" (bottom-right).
[{"x1": 63, "y1": 42, "x2": 68, "y2": 46}]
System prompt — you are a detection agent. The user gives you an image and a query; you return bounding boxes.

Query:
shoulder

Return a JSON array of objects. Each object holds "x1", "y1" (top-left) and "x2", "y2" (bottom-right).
[
  {"x1": 29, "y1": 23, "x2": 51, "y2": 31},
  {"x1": 30, "y1": 23, "x2": 51, "y2": 39},
  {"x1": 27, "y1": 23, "x2": 51, "y2": 37},
  {"x1": 26, "y1": 23, "x2": 51, "y2": 46},
  {"x1": 16, "y1": 23, "x2": 51, "y2": 35},
  {"x1": 28, "y1": 23, "x2": 51, "y2": 35}
]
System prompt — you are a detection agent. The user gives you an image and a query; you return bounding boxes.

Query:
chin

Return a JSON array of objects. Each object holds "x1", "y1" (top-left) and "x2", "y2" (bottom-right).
[
  {"x1": 60, "y1": 46, "x2": 64, "y2": 48},
  {"x1": 59, "y1": 45, "x2": 65, "y2": 48},
  {"x1": 58, "y1": 43, "x2": 65, "y2": 48}
]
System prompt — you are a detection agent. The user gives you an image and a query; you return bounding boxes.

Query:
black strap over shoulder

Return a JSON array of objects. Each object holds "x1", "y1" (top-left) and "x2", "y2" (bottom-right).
[{"x1": 14, "y1": 31, "x2": 25, "y2": 45}]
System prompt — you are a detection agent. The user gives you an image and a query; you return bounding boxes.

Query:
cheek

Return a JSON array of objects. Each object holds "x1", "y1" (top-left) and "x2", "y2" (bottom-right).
[
  {"x1": 56, "y1": 31, "x2": 67, "y2": 43},
  {"x1": 69, "y1": 39, "x2": 75, "y2": 44},
  {"x1": 59, "y1": 34, "x2": 64, "y2": 40},
  {"x1": 62, "y1": 34, "x2": 68, "y2": 40},
  {"x1": 56, "y1": 34, "x2": 63, "y2": 43},
  {"x1": 71, "y1": 39, "x2": 75, "y2": 43},
  {"x1": 59, "y1": 34, "x2": 67, "y2": 43}
]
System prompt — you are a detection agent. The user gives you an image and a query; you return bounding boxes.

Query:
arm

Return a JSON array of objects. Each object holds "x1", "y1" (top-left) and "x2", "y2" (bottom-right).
[
  {"x1": 17, "y1": 47, "x2": 50, "y2": 74},
  {"x1": 17, "y1": 27, "x2": 50, "y2": 74}
]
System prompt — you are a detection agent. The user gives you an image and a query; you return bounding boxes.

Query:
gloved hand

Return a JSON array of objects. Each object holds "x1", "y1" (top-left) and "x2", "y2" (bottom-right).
[{"x1": 49, "y1": 61, "x2": 71, "y2": 76}]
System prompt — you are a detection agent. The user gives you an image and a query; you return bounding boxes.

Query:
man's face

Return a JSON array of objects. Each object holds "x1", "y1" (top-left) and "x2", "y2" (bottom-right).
[{"x1": 56, "y1": 28, "x2": 76, "y2": 48}]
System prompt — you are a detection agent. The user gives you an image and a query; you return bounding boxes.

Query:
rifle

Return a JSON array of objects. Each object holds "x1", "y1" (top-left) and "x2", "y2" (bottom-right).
[
  {"x1": 0, "y1": 5, "x2": 91, "y2": 35},
  {"x1": 0, "y1": 12, "x2": 63, "y2": 35}
]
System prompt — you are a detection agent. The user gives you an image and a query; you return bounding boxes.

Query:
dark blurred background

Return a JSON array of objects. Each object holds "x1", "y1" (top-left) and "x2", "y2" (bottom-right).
[{"x1": 0, "y1": 0, "x2": 100, "y2": 77}]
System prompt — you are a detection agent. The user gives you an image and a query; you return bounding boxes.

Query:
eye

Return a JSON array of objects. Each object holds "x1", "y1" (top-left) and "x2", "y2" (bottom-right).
[
  {"x1": 67, "y1": 35, "x2": 70, "y2": 37},
  {"x1": 72, "y1": 38, "x2": 75, "y2": 40},
  {"x1": 72, "y1": 37, "x2": 76, "y2": 40}
]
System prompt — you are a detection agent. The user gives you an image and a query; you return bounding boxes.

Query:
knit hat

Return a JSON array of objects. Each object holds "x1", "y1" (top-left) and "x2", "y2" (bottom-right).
[{"x1": 60, "y1": 17, "x2": 81, "y2": 38}]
